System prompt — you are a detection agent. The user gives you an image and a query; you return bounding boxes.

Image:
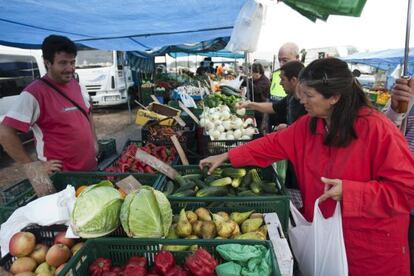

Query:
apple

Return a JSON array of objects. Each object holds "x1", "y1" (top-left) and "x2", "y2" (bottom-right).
[
  {"x1": 46, "y1": 244, "x2": 71, "y2": 267},
  {"x1": 71, "y1": 242, "x2": 84, "y2": 255},
  {"x1": 55, "y1": 263, "x2": 66, "y2": 276},
  {"x1": 9, "y1": 232, "x2": 36, "y2": 257},
  {"x1": 29, "y1": 243, "x2": 49, "y2": 264},
  {"x1": 54, "y1": 232, "x2": 75, "y2": 248},
  {"x1": 35, "y1": 262, "x2": 56, "y2": 275},
  {"x1": 10, "y1": 257, "x2": 37, "y2": 274}
]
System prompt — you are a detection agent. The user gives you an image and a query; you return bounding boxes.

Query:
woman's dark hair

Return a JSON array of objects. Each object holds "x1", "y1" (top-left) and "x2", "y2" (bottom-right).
[
  {"x1": 252, "y1": 63, "x2": 264, "y2": 75},
  {"x1": 280, "y1": 61, "x2": 304, "y2": 80},
  {"x1": 41, "y1": 35, "x2": 77, "y2": 63},
  {"x1": 299, "y1": 57, "x2": 372, "y2": 147}
]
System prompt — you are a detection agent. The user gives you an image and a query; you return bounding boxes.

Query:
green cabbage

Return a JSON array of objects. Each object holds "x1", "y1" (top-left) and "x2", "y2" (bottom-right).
[
  {"x1": 120, "y1": 186, "x2": 172, "y2": 238},
  {"x1": 71, "y1": 181, "x2": 123, "y2": 238}
]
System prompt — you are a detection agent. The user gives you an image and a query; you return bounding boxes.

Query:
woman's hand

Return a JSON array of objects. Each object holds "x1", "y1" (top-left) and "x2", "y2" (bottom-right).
[
  {"x1": 199, "y1": 153, "x2": 229, "y2": 174},
  {"x1": 319, "y1": 177, "x2": 342, "y2": 202},
  {"x1": 41, "y1": 160, "x2": 63, "y2": 175}
]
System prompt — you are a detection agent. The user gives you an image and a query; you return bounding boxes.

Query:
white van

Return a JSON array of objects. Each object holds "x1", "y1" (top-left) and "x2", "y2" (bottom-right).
[
  {"x1": 0, "y1": 45, "x2": 45, "y2": 121},
  {"x1": 76, "y1": 50, "x2": 138, "y2": 106}
]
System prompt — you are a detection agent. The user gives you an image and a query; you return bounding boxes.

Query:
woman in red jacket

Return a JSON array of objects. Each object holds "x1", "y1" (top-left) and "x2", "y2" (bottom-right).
[{"x1": 200, "y1": 58, "x2": 414, "y2": 275}]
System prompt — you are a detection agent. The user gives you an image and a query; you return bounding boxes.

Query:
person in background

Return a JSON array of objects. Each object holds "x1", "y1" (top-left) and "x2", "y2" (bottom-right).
[
  {"x1": 0, "y1": 35, "x2": 98, "y2": 174},
  {"x1": 246, "y1": 63, "x2": 270, "y2": 133},
  {"x1": 270, "y1": 42, "x2": 300, "y2": 101},
  {"x1": 208, "y1": 61, "x2": 215, "y2": 74},
  {"x1": 384, "y1": 77, "x2": 414, "y2": 153},
  {"x1": 196, "y1": 62, "x2": 206, "y2": 76},
  {"x1": 200, "y1": 58, "x2": 414, "y2": 275},
  {"x1": 236, "y1": 61, "x2": 306, "y2": 208},
  {"x1": 216, "y1": 63, "x2": 225, "y2": 76}
]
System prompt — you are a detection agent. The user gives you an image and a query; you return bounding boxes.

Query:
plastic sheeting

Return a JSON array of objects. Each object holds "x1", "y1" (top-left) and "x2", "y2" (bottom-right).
[
  {"x1": 0, "y1": 1, "x2": 246, "y2": 51},
  {"x1": 342, "y1": 48, "x2": 414, "y2": 75}
]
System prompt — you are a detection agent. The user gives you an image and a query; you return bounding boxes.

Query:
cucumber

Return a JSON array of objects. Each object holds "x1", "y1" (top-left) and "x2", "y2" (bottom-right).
[
  {"x1": 175, "y1": 180, "x2": 197, "y2": 193},
  {"x1": 237, "y1": 190, "x2": 257, "y2": 197},
  {"x1": 171, "y1": 190, "x2": 196, "y2": 197},
  {"x1": 163, "y1": 181, "x2": 175, "y2": 196},
  {"x1": 196, "y1": 186, "x2": 228, "y2": 197},
  {"x1": 222, "y1": 168, "x2": 246, "y2": 178},
  {"x1": 262, "y1": 181, "x2": 278, "y2": 193},
  {"x1": 209, "y1": 177, "x2": 232, "y2": 187}
]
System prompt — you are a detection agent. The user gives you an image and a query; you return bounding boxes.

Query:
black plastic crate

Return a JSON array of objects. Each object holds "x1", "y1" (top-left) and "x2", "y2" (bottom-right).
[
  {"x1": 142, "y1": 125, "x2": 197, "y2": 152},
  {"x1": 0, "y1": 224, "x2": 68, "y2": 272},
  {"x1": 197, "y1": 127, "x2": 262, "y2": 157}
]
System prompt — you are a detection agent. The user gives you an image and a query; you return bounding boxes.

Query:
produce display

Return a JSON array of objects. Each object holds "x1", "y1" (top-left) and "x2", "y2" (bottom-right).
[
  {"x1": 174, "y1": 85, "x2": 210, "y2": 98},
  {"x1": 7, "y1": 229, "x2": 82, "y2": 275},
  {"x1": 199, "y1": 105, "x2": 257, "y2": 141},
  {"x1": 87, "y1": 248, "x2": 217, "y2": 276},
  {"x1": 165, "y1": 207, "x2": 267, "y2": 243},
  {"x1": 164, "y1": 167, "x2": 279, "y2": 197},
  {"x1": 203, "y1": 92, "x2": 241, "y2": 110},
  {"x1": 145, "y1": 126, "x2": 190, "y2": 144},
  {"x1": 105, "y1": 143, "x2": 177, "y2": 174}
]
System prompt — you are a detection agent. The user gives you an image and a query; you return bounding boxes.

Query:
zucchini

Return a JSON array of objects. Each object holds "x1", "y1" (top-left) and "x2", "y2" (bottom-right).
[
  {"x1": 209, "y1": 177, "x2": 232, "y2": 187},
  {"x1": 204, "y1": 175, "x2": 221, "y2": 185},
  {"x1": 183, "y1": 174, "x2": 202, "y2": 180},
  {"x1": 163, "y1": 181, "x2": 175, "y2": 196},
  {"x1": 210, "y1": 168, "x2": 223, "y2": 177},
  {"x1": 240, "y1": 170, "x2": 253, "y2": 188},
  {"x1": 192, "y1": 178, "x2": 208, "y2": 189},
  {"x1": 231, "y1": 177, "x2": 243, "y2": 188},
  {"x1": 250, "y1": 181, "x2": 263, "y2": 195},
  {"x1": 262, "y1": 181, "x2": 278, "y2": 193},
  {"x1": 174, "y1": 174, "x2": 188, "y2": 187},
  {"x1": 250, "y1": 169, "x2": 262, "y2": 184},
  {"x1": 222, "y1": 168, "x2": 246, "y2": 178},
  {"x1": 171, "y1": 190, "x2": 196, "y2": 197},
  {"x1": 196, "y1": 186, "x2": 228, "y2": 197},
  {"x1": 175, "y1": 180, "x2": 197, "y2": 193}
]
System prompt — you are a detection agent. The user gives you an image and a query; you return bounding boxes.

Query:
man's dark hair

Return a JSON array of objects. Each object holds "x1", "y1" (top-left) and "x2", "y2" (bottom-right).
[
  {"x1": 41, "y1": 35, "x2": 77, "y2": 63},
  {"x1": 299, "y1": 57, "x2": 372, "y2": 147},
  {"x1": 252, "y1": 63, "x2": 264, "y2": 75},
  {"x1": 280, "y1": 61, "x2": 304, "y2": 80}
]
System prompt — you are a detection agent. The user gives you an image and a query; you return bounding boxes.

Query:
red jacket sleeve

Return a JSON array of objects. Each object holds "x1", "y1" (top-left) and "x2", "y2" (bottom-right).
[
  {"x1": 342, "y1": 119, "x2": 414, "y2": 218},
  {"x1": 228, "y1": 117, "x2": 304, "y2": 167}
]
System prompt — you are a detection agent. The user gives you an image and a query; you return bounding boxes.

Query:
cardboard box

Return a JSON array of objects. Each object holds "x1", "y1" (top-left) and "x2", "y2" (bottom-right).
[{"x1": 135, "y1": 102, "x2": 181, "y2": 126}]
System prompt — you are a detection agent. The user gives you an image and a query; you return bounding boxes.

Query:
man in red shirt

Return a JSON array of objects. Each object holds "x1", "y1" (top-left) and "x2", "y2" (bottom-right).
[{"x1": 0, "y1": 35, "x2": 97, "y2": 173}]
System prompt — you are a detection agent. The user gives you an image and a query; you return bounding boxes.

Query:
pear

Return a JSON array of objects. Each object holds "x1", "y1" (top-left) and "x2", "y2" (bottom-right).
[
  {"x1": 250, "y1": 213, "x2": 263, "y2": 219},
  {"x1": 176, "y1": 209, "x2": 193, "y2": 238},
  {"x1": 201, "y1": 221, "x2": 217, "y2": 239},
  {"x1": 186, "y1": 235, "x2": 199, "y2": 251},
  {"x1": 215, "y1": 236, "x2": 227, "y2": 240},
  {"x1": 216, "y1": 211, "x2": 230, "y2": 221},
  {"x1": 235, "y1": 231, "x2": 266, "y2": 240},
  {"x1": 186, "y1": 211, "x2": 198, "y2": 224},
  {"x1": 212, "y1": 214, "x2": 236, "y2": 238},
  {"x1": 258, "y1": 225, "x2": 268, "y2": 238},
  {"x1": 166, "y1": 224, "x2": 178, "y2": 239},
  {"x1": 191, "y1": 220, "x2": 203, "y2": 237},
  {"x1": 162, "y1": 244, "x2": 190, "y2": 251},
  {"x1": 241, "y1": 218, "x2": 263, "y2": 233},
  {"x1": 229, "y1": 220, "x2": 241, "y2": 237},
  {"x1": 195, "y1": 207, "x2": 212, "y2": 221},
  {"x1": 230, "y1": 211, "x2": 254, "y2": 225}
]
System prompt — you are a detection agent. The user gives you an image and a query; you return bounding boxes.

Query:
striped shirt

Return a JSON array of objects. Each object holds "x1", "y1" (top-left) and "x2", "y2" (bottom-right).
[{"x1": 407, "y1": 107, "x2": 414, "y2": 153}]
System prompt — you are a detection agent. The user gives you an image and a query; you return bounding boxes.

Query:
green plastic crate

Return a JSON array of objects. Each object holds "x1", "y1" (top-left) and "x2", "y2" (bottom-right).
[
  {"x1": 98, "y1": 138, "x2": 117, "y2": 160},
  {"x1": 59, "y1": 238, "x2": 281, "y2": 276},
  {"x1": 156, "y1": 165, "x2": 289, "y2": 232},
  {"x1": 0, "y1": 172, "x2": 162, "y2": 225}
]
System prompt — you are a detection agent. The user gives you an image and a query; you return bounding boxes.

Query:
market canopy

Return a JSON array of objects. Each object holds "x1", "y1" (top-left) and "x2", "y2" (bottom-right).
[
  {"x1": 0, "y1": 0, "x2": 246, "y2": 51},
  {"x1": 342, "y1": 48, "x2": 414, "y2": 75}
]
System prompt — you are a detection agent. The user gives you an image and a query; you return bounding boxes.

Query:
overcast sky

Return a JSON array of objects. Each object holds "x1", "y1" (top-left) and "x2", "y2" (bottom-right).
[{"x1": 256, "y1": 0, "x2": 413, "y2": 54}]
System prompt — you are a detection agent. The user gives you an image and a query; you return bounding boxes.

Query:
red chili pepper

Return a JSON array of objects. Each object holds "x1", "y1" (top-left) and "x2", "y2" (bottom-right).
[
  {"x1": 154, "y1": 251, "x2": 175, "y2": 275},
  {"x1": 127, "y1": 256, "x2": 147, "y2": 268},
  {"x1": 123, "y1": 264, "x2": 147, "y2": 276},
  {"x1": 102, "y1": 272, "x2": 118, "y2": 276},
  {"x1": 143, "y1": 165, "x2": 155, "y2": 174},
  {"x1": 184, "y1": 249, "x2": 217, "y2": 276},
  {"x1": 89, "y1": 257, "x2": 112, "y2": 276},
  {"x1": 165, "y1": 265, "x2": 191, "y2": 276},
  {"x1": 110, "y1": 266, "x2": 123, "y2": 275}
]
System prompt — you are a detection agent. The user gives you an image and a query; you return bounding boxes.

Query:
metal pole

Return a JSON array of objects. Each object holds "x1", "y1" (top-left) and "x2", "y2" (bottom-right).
[{"x1": 403, "y1": 0, "x2": 412, "y2": 76}]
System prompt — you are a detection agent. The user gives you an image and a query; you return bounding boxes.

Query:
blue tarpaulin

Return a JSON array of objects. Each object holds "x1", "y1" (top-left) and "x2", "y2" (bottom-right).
[
  {"x1": 0, "y1": 1, "x2": 246, "y2": 51},
  {"x1": 342, "y1": 48, "x2": 414, "y2": 76}
]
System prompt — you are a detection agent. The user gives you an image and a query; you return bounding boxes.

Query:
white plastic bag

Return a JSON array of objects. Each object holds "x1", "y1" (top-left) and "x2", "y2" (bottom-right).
[
  {"x1": 225, "y1": 0, "x2": 267, "y2": 52},
  {"x1": 288, "y1": 198, "x2": 348, "y2": 276}
]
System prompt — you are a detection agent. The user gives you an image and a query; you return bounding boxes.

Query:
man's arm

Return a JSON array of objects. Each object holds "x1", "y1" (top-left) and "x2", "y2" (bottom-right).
[
  {"x1": 89, "y1": 113, "x2": 99, "y2": 156},
  {"x1": 0, "y1": 124, "x2": 32, "y2": 163},
  {"x1": 237, "y1": 101, "x2": 275, "y2": 114}
]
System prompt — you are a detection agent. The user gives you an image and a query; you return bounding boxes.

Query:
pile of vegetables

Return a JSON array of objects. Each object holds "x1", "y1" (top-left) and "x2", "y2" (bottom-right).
[
  {"x1": 199, "y1": 105, "x2": 257, "y2": 141},
  {"x1": 87, "y1": 248, "x2": 217, "y2": 276},
  {"x1": 164, "y1": 167, "x2": 280, "y2": 197},
  {"x1": 71, "y1": 184, "x2": 173, "y2": 239},
  {"x1": 174, "y1": 85, "x2": 210, "y2": 98},
  {"x1": 203, "y1": 92, "x2": 241, "y2": 109},
  {"x1": 166, "y1": 208, "x2": 267, "y2": 241},
  {"x1": 105, "y1": 143, "x2": 177, "y2": 174},
  {"x1": 146, "y1": 126, "x2": 191, "y2": 144}
]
